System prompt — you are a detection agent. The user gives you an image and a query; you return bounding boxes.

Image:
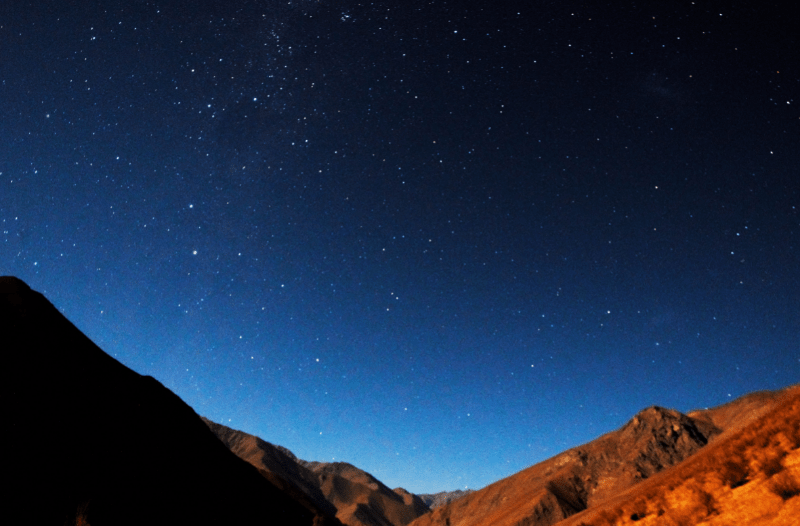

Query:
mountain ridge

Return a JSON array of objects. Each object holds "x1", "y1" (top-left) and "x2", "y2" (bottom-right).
[{"x1": 203, "y1": 417, "x2": 431, "y2": 526}]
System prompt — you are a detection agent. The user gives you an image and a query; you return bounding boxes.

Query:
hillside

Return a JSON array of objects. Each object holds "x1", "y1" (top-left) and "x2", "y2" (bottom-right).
[
  {"x1": 559, "y1": 385, "x2": 800, "y2": 526},
  {"x1": 409, "y1": 386, "x2": 797, "y2": 526},
  {"x1": 5, "y1": 274, "x2": 795, "y2": 526}
]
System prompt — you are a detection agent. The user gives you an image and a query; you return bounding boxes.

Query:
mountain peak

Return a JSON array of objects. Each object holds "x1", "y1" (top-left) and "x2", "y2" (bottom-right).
[{"x1": 624, "y1": 405, "x2": 716, "y2": 443}]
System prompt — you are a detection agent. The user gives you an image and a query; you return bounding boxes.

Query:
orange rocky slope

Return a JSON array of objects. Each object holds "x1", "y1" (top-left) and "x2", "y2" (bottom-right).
[
  {"x1": 559, "y1": 385, "x2": 800, "y2": 526},
  {"x1": 408, "y1": 386, "x2": 798, "y2": 526}
]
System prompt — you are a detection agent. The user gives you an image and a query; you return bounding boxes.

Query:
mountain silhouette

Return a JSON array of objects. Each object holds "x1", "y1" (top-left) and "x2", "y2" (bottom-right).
[{"x1": 2, "y1": 276, "x2": 341, "y2": 526}]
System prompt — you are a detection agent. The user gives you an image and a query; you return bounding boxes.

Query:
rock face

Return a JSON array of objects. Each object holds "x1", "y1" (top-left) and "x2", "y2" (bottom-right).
[
  {"x1": 1, "y1": 276, "x2": 340, "y2": 526},
  {"x1": 204, "y1": 418, "x2": 431, "y2": 526},
  {"x1": 584, "y1": 405, "x2": 720, "y2": 503},
  {"x1": 407, "y1": 403, "x2": 743, "y2": 526}
]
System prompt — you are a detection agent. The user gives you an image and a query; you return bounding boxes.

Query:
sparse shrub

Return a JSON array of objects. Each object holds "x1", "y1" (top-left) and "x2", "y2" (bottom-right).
[
  {"x1": 628, "y1": 498, "x2": 648, "y2": 521},
  {"x1": 760, "y1": 453, "x2": 786, "y2": 477},
  {"x1": 719, "y1": 458, "x2": 749, "y2": 488},
  {"x1": 65, "y1": 501, "x2": 91, "y2": 526},
  {"x1": 696, "y1": 488, "x2": 718, "y2": 517},
  {"x1": 661, "y1": 509, "x2": 698, "y2": 526},
  {"x1": 664, "y1": 481, "x2": 718, "y2": 525},
  {"x1": 648, "y1": 493, "x2": 668, "y2": 518},
  {"x1": 593, "y1": 507, "x2": 622, "y2": 525},
  {"x1": 787, "y1": 422, "x2": 800, "y2": 449},
  {"x1": 753, "y1": 431, "x2": 772, "y2": 449},
  {"x1": 769, "y1": 470, "x2": 800, "y2": 501}
]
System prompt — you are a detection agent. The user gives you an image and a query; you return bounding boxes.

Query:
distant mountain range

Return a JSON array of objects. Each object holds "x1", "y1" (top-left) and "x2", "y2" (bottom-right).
[
  {"x1": 418, "y1": 489, "x2": 474, "y2": 509},
  {"x1": 202, "y1": 416, "x2": 430, "y2": 526},
  {"x1": 3, "y1": 276, "x2": 797, "y2": 526}
]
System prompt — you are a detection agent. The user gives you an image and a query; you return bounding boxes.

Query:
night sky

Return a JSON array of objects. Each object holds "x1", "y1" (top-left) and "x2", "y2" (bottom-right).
[{"x1": 2, "y1": 1, "x2": 797, "y2": 493}]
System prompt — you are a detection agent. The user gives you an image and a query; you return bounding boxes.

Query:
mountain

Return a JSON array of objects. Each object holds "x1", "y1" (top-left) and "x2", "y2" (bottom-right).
[
  {"x1": 1, "y1": 276, "x2": 341, "y2": 526},
  {"x1": 6, "y1": 274, "x2": 795, "y2": 526},
  {"x1": 559, "y1": 385, "x2": 800, "y2": 526},
  {"x1": 408, "y1": 386, "x2": 799, "y2": 526},
  {"x1": 204, "y1": 417, "x2": 431, "y2": 526},
  {"x1": 418, "y1": 490, "x2": 474, "y2": 509},
  {"x1": 304, "y1": 461, "x2": 431, "y2": 526}
]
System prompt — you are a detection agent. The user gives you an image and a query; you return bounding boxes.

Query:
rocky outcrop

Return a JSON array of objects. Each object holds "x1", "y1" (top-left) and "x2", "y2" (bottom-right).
[{"x1": 574, "y1": 405, "x2": 721, "y2": 504}]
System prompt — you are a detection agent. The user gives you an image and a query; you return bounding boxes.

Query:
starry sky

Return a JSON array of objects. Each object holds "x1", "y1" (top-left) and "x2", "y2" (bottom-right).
[{"x1": 2, "y1": 0, "x2": 798, "y2": 493}]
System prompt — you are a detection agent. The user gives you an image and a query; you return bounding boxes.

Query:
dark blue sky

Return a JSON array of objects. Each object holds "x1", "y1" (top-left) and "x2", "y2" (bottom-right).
[{"x1": 2, "y1": 0, "x2": 797, "y2": 493}]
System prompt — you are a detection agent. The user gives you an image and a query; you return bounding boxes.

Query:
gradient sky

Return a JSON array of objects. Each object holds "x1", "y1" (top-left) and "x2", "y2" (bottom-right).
[{"x1": 2, "y1": 0, "x2": 797, "y2": 494}]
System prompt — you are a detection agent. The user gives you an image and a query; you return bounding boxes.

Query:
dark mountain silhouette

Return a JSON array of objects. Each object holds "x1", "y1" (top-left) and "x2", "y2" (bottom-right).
[
  {"x1": 2, "y1": 276, "x2": 341, "y2": 526},
  {"x1": 204, "y1": 417, "x2": 430, "y2": 526},
  {"x1": 408, "y1": 387, "x2": 798, "y2": 526}
]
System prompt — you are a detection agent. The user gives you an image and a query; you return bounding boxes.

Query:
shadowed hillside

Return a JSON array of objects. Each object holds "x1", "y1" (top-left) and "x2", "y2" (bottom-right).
[{"x1": 2, "y1": 276, "x2": 341, "y2": 526}]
